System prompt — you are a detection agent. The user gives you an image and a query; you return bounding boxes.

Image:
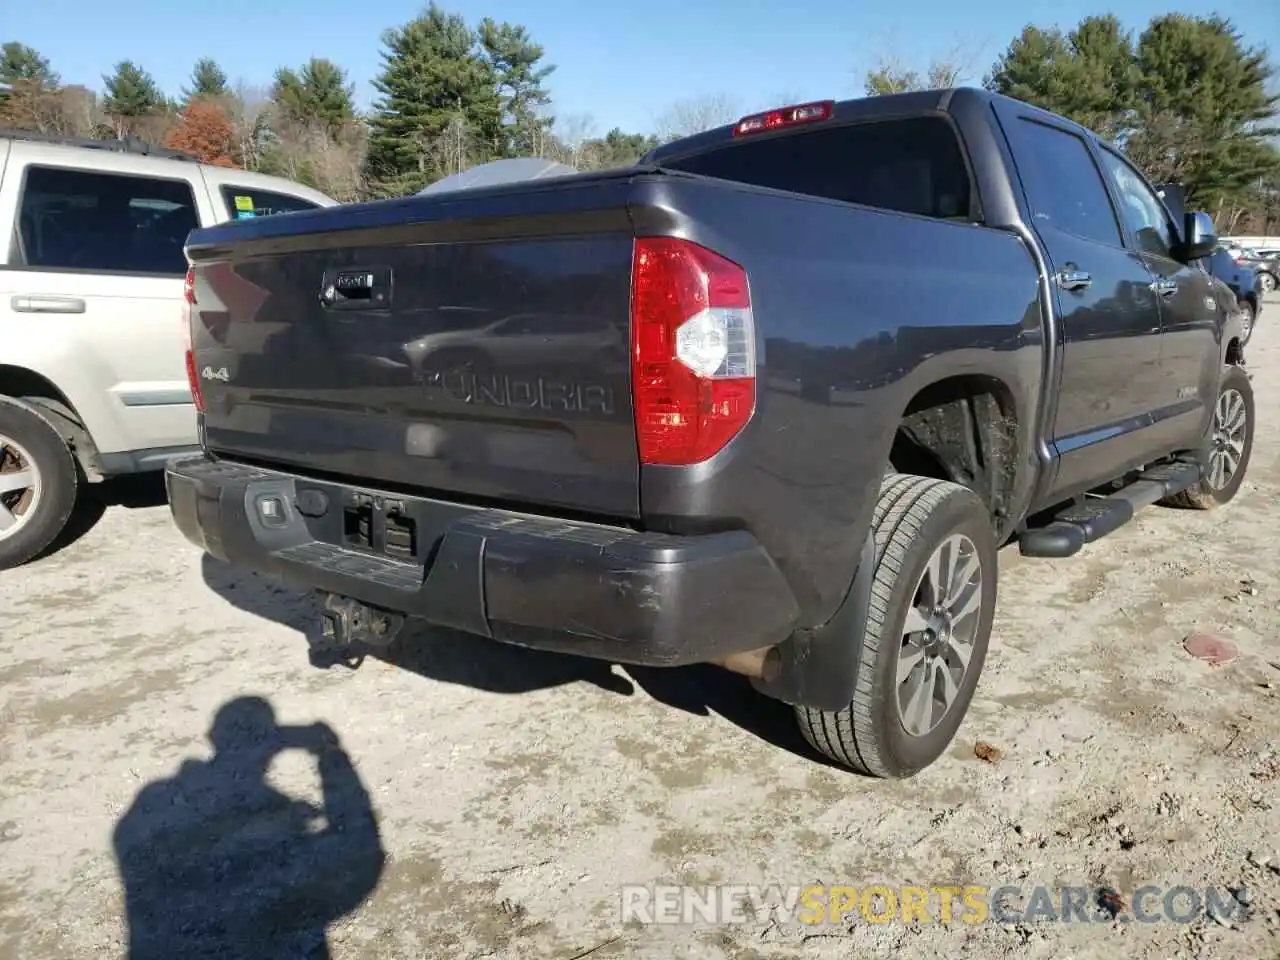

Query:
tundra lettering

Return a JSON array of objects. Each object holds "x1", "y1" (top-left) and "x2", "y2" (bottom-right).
[{"x1": 416, "y1": 369, "x2": 614, "y2": 416}]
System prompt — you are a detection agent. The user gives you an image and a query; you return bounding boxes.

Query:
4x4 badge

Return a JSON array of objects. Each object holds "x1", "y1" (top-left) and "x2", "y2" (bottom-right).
[{"x1": 201, "y1": 366, "x2": 230, "y2": 382}]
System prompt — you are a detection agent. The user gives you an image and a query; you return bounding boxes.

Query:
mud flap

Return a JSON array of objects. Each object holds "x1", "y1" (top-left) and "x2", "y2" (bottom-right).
[{"x1": 750, "y1": 531, "x2": 876, "y2": 711}]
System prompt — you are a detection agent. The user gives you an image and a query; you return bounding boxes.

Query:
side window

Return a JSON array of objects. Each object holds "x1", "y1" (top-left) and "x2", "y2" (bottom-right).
[
  {"x1": 15, "y1": 166, "x2": 197, "y2": 275},
  {"x1": 1097, "y1": 149, "x2": 1176, "y2": 259},
  {"x1": 219, "y1": 186, "x2": 320, "y2": 220},
  {"x1": 1009, "y1": 119, "x2": 1123, "y2": 248}
]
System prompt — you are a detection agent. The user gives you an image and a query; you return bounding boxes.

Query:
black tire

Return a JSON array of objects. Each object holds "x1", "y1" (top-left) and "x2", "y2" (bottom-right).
[
  {"x1": 795, "y1": 474, "x2": 998, "y2": 778},
  {"x1": 1259, "y1": 271, "x2": 1277, "y2": 295},
  {"x1": 0, "y1": 398, "x2": 79, "y2": 570},
  {"x1": 1161, "y1": 364, "x2": 1254, "y2": 510}
]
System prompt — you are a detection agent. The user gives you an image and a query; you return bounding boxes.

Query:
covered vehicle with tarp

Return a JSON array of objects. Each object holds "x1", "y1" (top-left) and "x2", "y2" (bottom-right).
[{"x1": 416, "y1": 158, "x2": 580, "y2": 195}]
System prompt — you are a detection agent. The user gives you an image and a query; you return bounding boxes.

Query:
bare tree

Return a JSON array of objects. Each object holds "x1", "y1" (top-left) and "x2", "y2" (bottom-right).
[
  {"x1": 860, "y1": 37, "x2": 989, "y2": 96},
  {"x1": 57, "y1": 85, "x2": 102, "y2": 137},
  {"x1": 267, "y1": 114, "x2": 369, "y2": 200},
  {"x1": 426, "y1": 116, "x2": 480, "y2": 178},
  {"x1": 306, "y1": 123, "x2": 368, "y2": 201},
  {"x1": 652, "y1": 94, "x2": 740, "y2": 143},
  {"x1": 130, "y1": 109, "x2": 178, "y2": 148},
  {"x1": 525, "y1": 105, "x2": 560, "y2": 159},
  {"x1": 226, "y1": 82, "x2": 273, "y2": 170},
  {"x1": 551, "y1": 112, "x2": 601, "y2": 168}
]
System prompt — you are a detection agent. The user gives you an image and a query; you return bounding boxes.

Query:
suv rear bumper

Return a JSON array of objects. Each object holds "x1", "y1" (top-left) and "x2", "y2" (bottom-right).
[{"x1": 166, "y1": 455, "x2": 801, "y2": 667}]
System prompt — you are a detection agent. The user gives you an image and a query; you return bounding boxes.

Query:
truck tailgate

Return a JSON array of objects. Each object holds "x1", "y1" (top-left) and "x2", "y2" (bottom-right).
[{"x1": 185, "y1": 175, "x2": 640, "y2": 518}]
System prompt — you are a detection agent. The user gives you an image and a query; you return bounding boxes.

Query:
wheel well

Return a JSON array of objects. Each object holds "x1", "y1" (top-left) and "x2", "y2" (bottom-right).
[
  {"x1": 0, "y1": 365, "x2": 75, "y2": 409},
  {"x1": 0, "y1": 365, "x2": 101, "y2": 479},
  {"x1": 1226, "y1": 337, "x2": 1243, "y2": 366},
  {"x1": 890, "y1": 375, "x2": 1018, "y2": 527}
]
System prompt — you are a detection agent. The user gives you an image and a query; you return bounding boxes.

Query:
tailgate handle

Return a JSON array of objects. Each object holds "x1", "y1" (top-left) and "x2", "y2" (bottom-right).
[{"x1": 320, "y1": 266, "x2": 392, "y2": 310}]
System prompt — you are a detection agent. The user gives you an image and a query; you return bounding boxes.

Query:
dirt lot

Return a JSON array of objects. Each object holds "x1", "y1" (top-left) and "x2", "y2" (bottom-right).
[{"x1": 2, "y1": 304, "x2": 1279, "y2": 960}]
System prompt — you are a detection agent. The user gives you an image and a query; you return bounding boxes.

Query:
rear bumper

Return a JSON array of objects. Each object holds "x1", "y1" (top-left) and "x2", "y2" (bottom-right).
[{"x1": 166, "y1": 456, "x2": 800, "y2": 667}]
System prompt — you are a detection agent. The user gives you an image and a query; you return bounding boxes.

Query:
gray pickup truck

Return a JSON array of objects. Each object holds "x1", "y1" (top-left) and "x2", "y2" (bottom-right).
[{"x1": 166, "y1": 88, "x2": 1252, "y2": 779}]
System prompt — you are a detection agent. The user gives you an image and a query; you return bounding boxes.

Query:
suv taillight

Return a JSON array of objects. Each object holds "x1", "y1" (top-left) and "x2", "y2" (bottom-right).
[
  {"x1": 630, "y1": 237, "x2": 756, "y2": 465},
  {"x1": 183, "y1": 266, "x2": 204, "y2": 413}
]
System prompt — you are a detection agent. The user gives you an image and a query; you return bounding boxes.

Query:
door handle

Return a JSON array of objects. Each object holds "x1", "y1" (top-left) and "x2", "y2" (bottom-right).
[
  {"x1": 1055, "y1": 269, "x2": 1092, "y2": 292},
  {"x1": 1150, "y1": 279, "x2": 1178, "y2": 298},
  {"x1": 10, "y1": 295, "x2": 86, "y2": 314}
]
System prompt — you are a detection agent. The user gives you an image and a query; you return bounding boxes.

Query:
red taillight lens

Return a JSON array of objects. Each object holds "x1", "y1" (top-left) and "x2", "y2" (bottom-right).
[
  {"x1": 630, "y1": 237, "x2": 756, "y2": 465},
  {"x1": 733, "y1": 100, "x2": 833, "y2": 137},
  {"x1": 183, "y1": 266, "x2": 204, "y2": 413}
]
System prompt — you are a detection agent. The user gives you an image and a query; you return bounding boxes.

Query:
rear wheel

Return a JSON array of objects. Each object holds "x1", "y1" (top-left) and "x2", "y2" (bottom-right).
[
  {"x1": 1258, "y1": 271, "x2": 1277, "y2": 294},
  {"x1": 795, "y1": 474, "x2": 998, "y2": 778},
  {"x1": 1161, "y1": 365, "x2": 1253, "y2": 510},
  {"x1": 0, "y1": 399, "x2": 79, "y2": 570}
]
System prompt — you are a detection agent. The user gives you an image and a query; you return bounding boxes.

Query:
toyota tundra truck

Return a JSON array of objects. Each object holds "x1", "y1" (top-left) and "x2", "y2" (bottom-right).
[{"x1": 166, "y1": 88, "x2": 1253, "y2": 778}]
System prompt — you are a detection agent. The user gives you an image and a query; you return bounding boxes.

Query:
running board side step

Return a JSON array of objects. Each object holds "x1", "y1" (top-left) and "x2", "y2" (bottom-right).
[{"x1": 1018, "y1": 461, "x2": 1201, "y2": 559}]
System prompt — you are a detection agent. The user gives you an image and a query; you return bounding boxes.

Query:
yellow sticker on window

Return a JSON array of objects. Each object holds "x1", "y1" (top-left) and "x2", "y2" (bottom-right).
[{"x1": 233, "y1": 195, "x2": 255, "y2": 212}]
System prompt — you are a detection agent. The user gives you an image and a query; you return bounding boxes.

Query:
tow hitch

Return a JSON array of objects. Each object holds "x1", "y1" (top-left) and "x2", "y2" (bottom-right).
[{"x1": 310, "y1": 593, "x2": 407, "y2": 668}]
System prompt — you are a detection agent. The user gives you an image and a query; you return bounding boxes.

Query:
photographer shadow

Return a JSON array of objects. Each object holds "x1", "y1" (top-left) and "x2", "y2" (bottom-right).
[
  {"x1": 201, "y1": 557, "x2": 831, "y2": 767},
  {"x1": 113, "y1": 696, "x2": 386, "y2": 960},
  {"x1": 201, "y1": 556, "x2": 635, "y2": 698}
]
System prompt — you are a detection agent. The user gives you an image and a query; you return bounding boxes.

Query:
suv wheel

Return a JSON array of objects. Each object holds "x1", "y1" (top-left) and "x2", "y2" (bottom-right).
[
  {"x1": 795, "y1": 474, "x2": 998, "y2": 778},
  {"x1": 0, "y1": 399, "x2": 80, "y2": 569},
  {"x1": 1259, "y1": 271, "x2": 1277, "y2": 294},
  {"x1": 1161, "y1": 364, "x2": 1254, "y2": 510}
]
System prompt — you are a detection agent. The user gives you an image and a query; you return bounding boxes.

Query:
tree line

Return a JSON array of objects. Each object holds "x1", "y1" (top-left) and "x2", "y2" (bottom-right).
[{"x1": 2, "y1": 7, "x2": 1277, "y2": 230}]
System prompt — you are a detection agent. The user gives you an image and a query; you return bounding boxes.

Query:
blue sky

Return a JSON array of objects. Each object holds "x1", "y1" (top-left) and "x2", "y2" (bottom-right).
[{"x1": 7, "y1": 0, "x2": 1266, "y2": 136}]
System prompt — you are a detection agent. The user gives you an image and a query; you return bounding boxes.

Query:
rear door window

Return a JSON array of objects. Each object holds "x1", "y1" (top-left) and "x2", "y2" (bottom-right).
[
  {"x1": 658, "y1": 116, "x2": 974, "y2": 221},
  {"x1": 1003, "y1": 119, "x2": 1123, "y2": 248},
  {"x1": 219, "y1": 186, "x2": 320, "y2": 220},
  {"x1": 14, "y1": 166, "x2": 198, "y2": 275}
]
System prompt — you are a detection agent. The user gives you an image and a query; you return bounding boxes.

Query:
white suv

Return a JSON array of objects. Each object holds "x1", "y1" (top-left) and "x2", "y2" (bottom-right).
[{"x1": 0, "y1": 131, "x2": 336, "y2": 568}]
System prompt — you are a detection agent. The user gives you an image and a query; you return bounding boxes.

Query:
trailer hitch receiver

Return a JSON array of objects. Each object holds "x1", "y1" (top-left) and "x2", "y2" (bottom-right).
[{"x1": 310, "y1": 593, "x2": 407, "y2": 668}]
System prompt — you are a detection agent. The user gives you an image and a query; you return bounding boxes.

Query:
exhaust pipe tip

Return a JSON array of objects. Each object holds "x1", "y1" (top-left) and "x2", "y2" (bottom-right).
[{"x1": 714, "y1": 645, "x2": 782, "y2": 682}]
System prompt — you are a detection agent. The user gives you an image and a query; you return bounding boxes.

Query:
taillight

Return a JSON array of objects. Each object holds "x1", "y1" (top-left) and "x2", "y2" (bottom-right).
[
  {"x1": 733, "y1": 100, "x2": 833, "y2": 137},
  {"x1": 183, "y1": 266, "x2": 204, "y2": 413},
  {"x1": 630, "y1": 237, "x2": 756, "y2": 465}
]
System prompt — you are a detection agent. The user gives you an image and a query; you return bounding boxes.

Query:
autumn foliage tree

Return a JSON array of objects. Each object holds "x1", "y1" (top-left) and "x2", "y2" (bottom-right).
[{"x1": 164, "y1": 99, "x2": 236, "y2": 166}]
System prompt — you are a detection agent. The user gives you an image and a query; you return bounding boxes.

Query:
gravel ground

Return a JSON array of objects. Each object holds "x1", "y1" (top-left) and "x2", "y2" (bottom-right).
[{"x1": 2, "y1": 300, "x2": 1279, "y2": 960}]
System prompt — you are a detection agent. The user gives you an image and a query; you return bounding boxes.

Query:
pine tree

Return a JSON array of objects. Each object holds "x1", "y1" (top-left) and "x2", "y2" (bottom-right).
[
  {"x1": 1130, "y1": 15, "x2": 1280, "y2": 206},
  {"x1": 365, "y1": 3, "x2": 502, "y2": 195},
  {"x1": 985, "y1": 16, "x2": 1137, "y2": 139},
  {"x1": 0, "y1": 42, "x2": 58, "y2": 88},
  {"x1": 583, "y1": 128, "x2": 660, "y2": 168},
  {"x1": 478, "y1": 18, "x2": 555, "y2": 157},
  {"x1": 272, "y1": 58, "x2": 355, "y2": 134},
  {"x1": 184, "y1": 58, "x2": 228, "y2": 102},
  {"x1": 985, "y1": 13, "x2": 1280, "y2": 208},
  {"x1": 103, "y1": 61, "x2": 163, "y2": 121},
  {"x1": 1, "y1": 42, "x2": 59, "y2": 114}
]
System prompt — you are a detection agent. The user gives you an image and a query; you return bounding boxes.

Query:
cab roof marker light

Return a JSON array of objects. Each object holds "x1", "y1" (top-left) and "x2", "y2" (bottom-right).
[{"x1": 733, "y1": 100, "x2": 834, "y2": 138}]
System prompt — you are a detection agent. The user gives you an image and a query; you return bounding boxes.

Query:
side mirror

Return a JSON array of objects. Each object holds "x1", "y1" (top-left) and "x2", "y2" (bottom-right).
[{"x1": 1182, "y1": 211, "x2": 1217, "y2": 261}]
